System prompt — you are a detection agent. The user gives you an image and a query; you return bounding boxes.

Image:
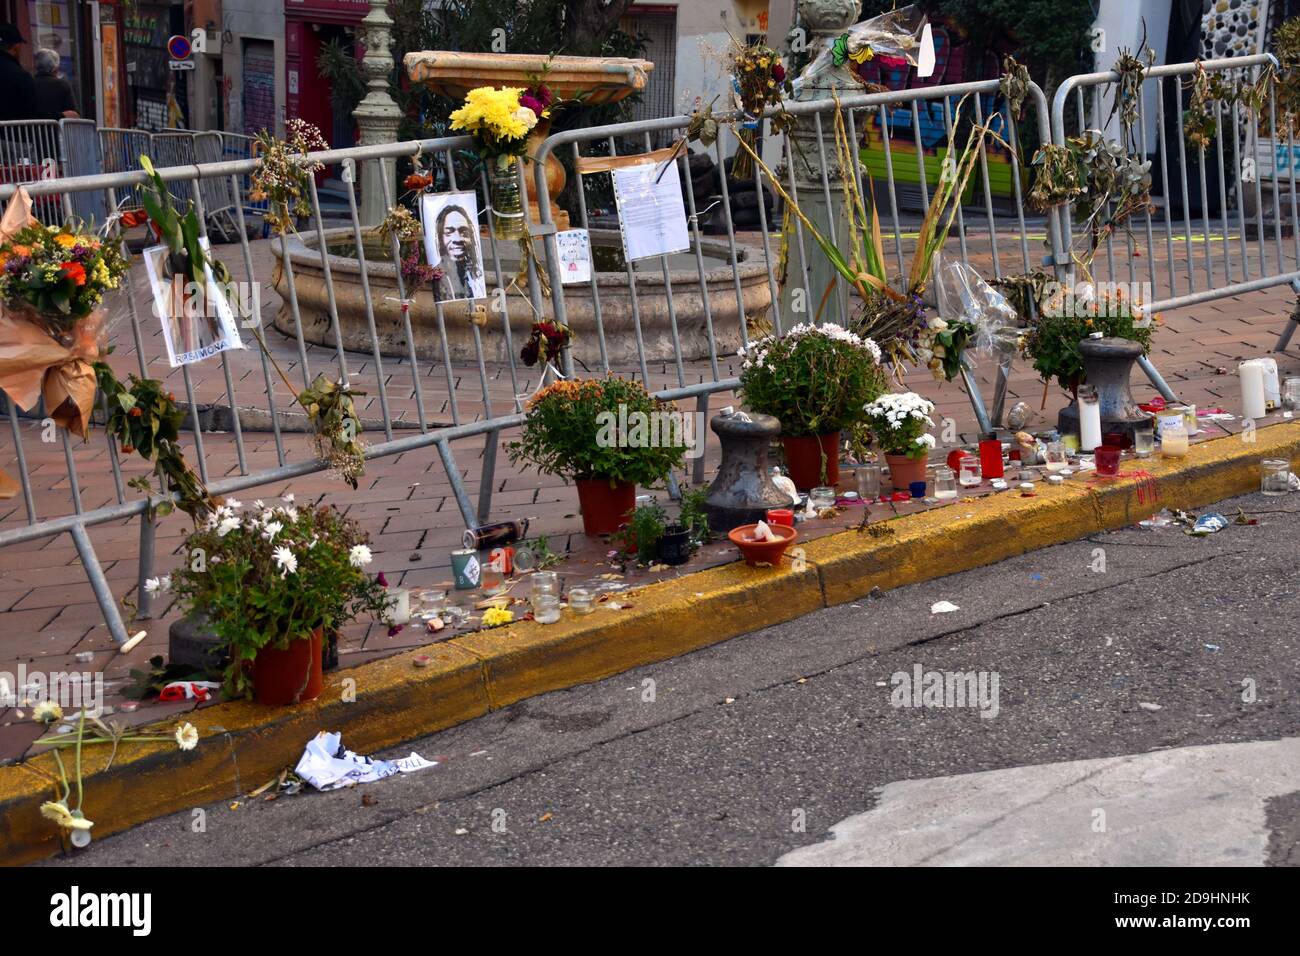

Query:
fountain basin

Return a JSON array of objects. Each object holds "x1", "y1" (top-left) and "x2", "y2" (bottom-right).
[{"x1": 270, "y1": 228, "x2": 773, "y2": 366}]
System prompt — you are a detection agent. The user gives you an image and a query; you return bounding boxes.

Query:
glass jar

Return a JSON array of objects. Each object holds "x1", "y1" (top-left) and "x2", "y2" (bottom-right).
[
  {"x1": 1133, "y1": 422, "x2": 1155, "y2": 458},
  {"x1": 1285, "y1": 377, "x2": 1300, "y2": 410},
  {"x1": 1095, "y1": 445, "x2": 1121, "y2": 478},
  {"x1": 1161, "y1": 423, "x2": 1189, "y2": 457},
  {"x1": 856, "y1": 464, "x2": 881, "y2": 499},
  {"x1": 567, "y1": 587, "x2": 596, "y2": 615},
  {"x1": 809, "y1": 486, "x2": 837, "y2": 511},
  {"x1": 531, "y1": 571, "x2": 559, "y2": 599},
  {"x1": 933, "y1": 466, "x2": 958, "y2": 500},
  {"x1": 1261, "y1": 458, "x2": 1291, "y2": 496},
  {"x1": 958, "y1": 456, "x2": 982, "y2": 487},
  {"x1": 1044, "y1": 441, "x2": 1068, "y2": 473},
  {"x1": 488, "y1": 155, "x2": 525, "y2": 239},
  {"x1": 532, "y1": 593, "x2": 562, "y2": 624}
]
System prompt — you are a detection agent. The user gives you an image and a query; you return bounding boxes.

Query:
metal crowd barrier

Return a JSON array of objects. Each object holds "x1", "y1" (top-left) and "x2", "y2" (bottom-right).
[{"x1": 3, "y1": 52, "x2": 1300, "y2": 650}]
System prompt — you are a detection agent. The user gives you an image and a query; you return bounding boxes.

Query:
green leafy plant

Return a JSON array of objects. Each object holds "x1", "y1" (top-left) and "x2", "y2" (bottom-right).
[
  {"x1": 1020, "y1": 284, "x2": 1156, "y2": 391},
  {"x1": 93, "y1": 362, "x2": 213, "y2": 520},
  {"x1": 168, "y1": 500, "x2": 388, "y2": 699},
  {"x1": 620, "y1": 500, "x2": 666, "y2": 562},
  {"x1": 138, "y1": 154, "x2": 231, "y2": 295},
  {"x1": 506, "y1": 376, "x2": 687, "y2": 486},
  {"x1": 738, "y1": 323, "x2": 888, "y2": 437},
  {"x1": 677, "y1": 484, "x2": 712, "y2": 546}
]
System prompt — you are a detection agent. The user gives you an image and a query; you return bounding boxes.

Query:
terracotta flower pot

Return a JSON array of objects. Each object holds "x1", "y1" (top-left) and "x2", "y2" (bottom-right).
[
  {"x1": 885, "y1": 453, "x2": 927, "y2": 492},
  {"x1": 575, "y1": 478, "x2": 636, "y2": 536},
  {"x1": 252, "y1": 629, "x2": 324, "y2": 706},
  {"x1": 781, "y1": 432, "x2": 840, "y2": 489},
  {"x1": 728, "y1": 522, "x2": 798, "y2": 567}
]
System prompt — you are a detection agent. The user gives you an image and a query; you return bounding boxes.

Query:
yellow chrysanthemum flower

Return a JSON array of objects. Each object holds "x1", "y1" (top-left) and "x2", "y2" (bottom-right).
[
  {"x1": 449, "y1": 87, "x2": 532, "y2": 141},
  {"x1": 482, "y1": 607, "x2": 514, "y2": 627},
  {"x1": 54, "y1": 233, "x2": 78, "y2": 249}
]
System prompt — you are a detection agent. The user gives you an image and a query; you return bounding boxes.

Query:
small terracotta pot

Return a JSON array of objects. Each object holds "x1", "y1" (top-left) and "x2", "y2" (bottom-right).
[
  {"x1": 728, "y1": 522, "x2": 798, "y2": 567},
  {"x1": 575, "y1": 478, "x2": 636, "y2": 536},
  {"x1": 885, "y1": 453, "x2": 928, "y2": 491},
  {"x1": 781, "y1": 432, "x2": 840, "y2": 489},
  {"x1": 252, "y1": 628, "x2": 323, "y2": 706}
]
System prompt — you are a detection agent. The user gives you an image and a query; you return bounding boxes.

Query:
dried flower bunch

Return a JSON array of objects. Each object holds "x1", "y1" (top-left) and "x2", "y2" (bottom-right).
[
  {"x1": 1020, "y1": 283, "x2": 1156, "y2": 390},
  {"x1": 298, "y1": 374, "x2": 367, "y2": 489},
  {"x1": 251, "y1": 119, "x2": 330, "y2": 235},
  {"x1": 520, "y1": 320, "x2": 572, "y2": 367}
]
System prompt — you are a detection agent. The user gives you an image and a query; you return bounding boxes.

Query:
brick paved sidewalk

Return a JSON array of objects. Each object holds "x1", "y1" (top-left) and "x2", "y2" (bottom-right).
[{"x1": 2, "y1": 223, "x2": 1298, "y2": 763}]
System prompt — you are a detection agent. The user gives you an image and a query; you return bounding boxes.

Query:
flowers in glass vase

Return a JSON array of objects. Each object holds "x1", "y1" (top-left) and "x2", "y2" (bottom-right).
[
  {"x1": 863, "y1": 392, "x2": 936, "y2": 459},
  {"x1": 449, "y1": 85, "x2": 548, "y2": 167},
  {"x1": 168, "y1": 498, "x2": 389, "y2": 699},
  {"x1": 738, "y1": 322, "x2": 887, "y2": 438}
]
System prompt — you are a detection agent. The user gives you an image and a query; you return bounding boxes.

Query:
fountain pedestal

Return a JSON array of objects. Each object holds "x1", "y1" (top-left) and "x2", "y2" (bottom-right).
[
  {"x1": 1057, "y1": 336, "x2": 1151, "y2": 441},
  {"x1": 404, "y1": 51, "x2": 654, "y2": 229},
  {"x1": 705, "y1": 412, "x2": 791, "y2": 533}
]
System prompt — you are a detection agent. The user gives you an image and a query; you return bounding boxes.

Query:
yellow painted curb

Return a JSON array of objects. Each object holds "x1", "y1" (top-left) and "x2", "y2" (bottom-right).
[{"x1": 1, "y1": 422, "x2": 1296, "y2": 865}]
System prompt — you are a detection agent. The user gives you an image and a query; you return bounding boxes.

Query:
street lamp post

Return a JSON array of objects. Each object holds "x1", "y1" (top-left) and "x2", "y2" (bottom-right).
[{"x1": 353, "y1": 0, "x2": 402, "y2": 226}]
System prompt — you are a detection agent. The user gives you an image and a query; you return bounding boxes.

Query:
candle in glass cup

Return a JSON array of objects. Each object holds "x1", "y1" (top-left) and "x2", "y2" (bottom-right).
[
  {"x1": 1133, "y1": 421, "x2": 1155, "y2": 457},
  {"x1": 766, "y1": 509, "x2": 795, "y2": 527},
  {"x1": 933, "y1": 466, "x2": 958, "y2": 500},
  {"x1": 1044, "y1": 441, "x2": 1067, "y2": 472},
  {"x1": 1161, "y1": 423, "x2": 1189, "y2": 457},
  {"x1": 1078, "y1": 386, "x2": 1102, "y2": 451},
  {"x1": 959, "y1": 456, "x2": 982, "y2": 487},
  {"x1": 1095, "y1": 445, "x2": 1121, "y2": 478},
  {"x1": 978, "y1": 438, "x2": 1004, "y2": 479},
  {"x1": 856, "y1": 464, "x2": 881, "y2": 499}
]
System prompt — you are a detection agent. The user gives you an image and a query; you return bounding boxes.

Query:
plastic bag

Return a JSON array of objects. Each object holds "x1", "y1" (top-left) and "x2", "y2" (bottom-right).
[
  {"x1": 933, "y1": 253, "x2": 1022, "y2": 361},
  {"x1": 797, "y1": 5, "x2": 927, "y2": 92}
]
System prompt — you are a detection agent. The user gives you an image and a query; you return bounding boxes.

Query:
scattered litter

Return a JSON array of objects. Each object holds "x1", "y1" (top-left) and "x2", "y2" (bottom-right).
[
  {"x1": 74, "y1": 651, "x2": 94, "y2": 664},
  {"x1": 413, "y1": 655, "x2": 431, "y2": 668},
  {"x1": 930, "y1": 600, "x2": 960, "y2": 614},
  {"x1": 454, "y1": 828, "x2": 469, "y2": 835},
  {"x1": 1204, "y1": 644, "x2": 1220, "y2": 651},
  {"x1": 869, "y1": 586, "x2": 884, "y2": 600},
  {"x1": 1290, "y1": 472, "x2": 1300, "y2": 492},
  {"x1": 229, "y1": 802, "x2": 241, "y2": 811},
  {"x1": 796, "y1": 677, "x2": 807, "y2": 684},
  {"x1": 724, "y1": 697, "x2": 736, "y2": 704},
  {"x1": 119, "y1": 631, "x2": 147, "y2": 654},
  {"x1": 294, "y1": 731, "x2": 438, "y2": 791},
  {"x1": 1138, "y1": 702, "x2": 1162, "y2": 712},
  {"x1": 539, "y1": 812, "x2": 553, "y2": 822},
  {"x1": 118, "y1": 701, "x2": 138, "y2": 713},
  {"x1": 158, "y1": 680, "x2": 220, "y2": 702},
  {"x1": 469, "y1": 750, "x2": 488, "y2": 757},
  {"x1": 1029, "y1": 573, "x2": 1044, "y2": 581},
  {"x1": 1188, "y1": 513, "x2": 1228, "y2": 536},
  {"x1": 361, "y1": 793, "x2": 378, "y2": 807}
]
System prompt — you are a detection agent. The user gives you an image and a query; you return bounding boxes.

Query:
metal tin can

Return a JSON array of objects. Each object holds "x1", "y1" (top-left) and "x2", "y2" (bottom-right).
[{"x1": 451, "y1": 549, "x2": 481, "y2": 590}]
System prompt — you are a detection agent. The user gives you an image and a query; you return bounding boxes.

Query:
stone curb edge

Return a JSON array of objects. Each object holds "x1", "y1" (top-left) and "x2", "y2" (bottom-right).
[{"x1": 2, "y1": 421, "x2": 1296, "y2": 865}]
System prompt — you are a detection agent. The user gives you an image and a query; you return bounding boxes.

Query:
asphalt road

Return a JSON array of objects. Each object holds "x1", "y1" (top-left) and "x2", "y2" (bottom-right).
[{"x1": 44, "y1": 488, "x2": 1300, "y2": 867}]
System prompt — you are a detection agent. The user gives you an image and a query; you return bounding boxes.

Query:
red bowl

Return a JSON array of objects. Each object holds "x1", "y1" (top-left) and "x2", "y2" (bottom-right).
[{"x1": 728, "y1": 523, "x2": 798, "y2": 567}]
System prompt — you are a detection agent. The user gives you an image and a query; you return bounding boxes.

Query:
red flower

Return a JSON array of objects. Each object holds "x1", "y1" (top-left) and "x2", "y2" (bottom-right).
[
  {"x1": 120, "y1": 209, "x2": 149, "y2": 228},
  {"x1": 772, "y1": 63, "x2": 786, "y2": 84},
  {"x1": 60, "y1": 262, "x2": 86, "y2": 286},
  {"x1": 404, "y1": 173, "x2": 433, "y2": 191}
]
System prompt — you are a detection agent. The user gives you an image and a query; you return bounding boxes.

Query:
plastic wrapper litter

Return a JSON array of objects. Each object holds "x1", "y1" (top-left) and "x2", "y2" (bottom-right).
[
  {"x1": 933, "y1": 253, "x2": 1022, "y2": 365},
  {"x1": 797, "y1": 5, "x2": 927, "y2": 92}
]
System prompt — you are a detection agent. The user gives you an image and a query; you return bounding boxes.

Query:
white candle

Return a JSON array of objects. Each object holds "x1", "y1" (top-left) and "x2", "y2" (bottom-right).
[
  {"x1": 385, "y1": 587, "x2": 410, "y2": 625},
  {"x1": 1240, "y1": 361, "x2": 1267, "y2": 420},
  {"x1": 1079, "y1": 393, "x2": 1102, "y2": 452}
]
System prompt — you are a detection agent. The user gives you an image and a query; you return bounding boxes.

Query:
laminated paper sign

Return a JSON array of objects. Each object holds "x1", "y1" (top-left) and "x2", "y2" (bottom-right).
[
  {"x1": 144, "y1": 238, "x2": 244, "y2": 368},
  {"x1": 556, "y1": 228, "x2": 593, "y2": 284},
  {"x1": 612, "y1": 160, "x2": 690, "y2": 262}
]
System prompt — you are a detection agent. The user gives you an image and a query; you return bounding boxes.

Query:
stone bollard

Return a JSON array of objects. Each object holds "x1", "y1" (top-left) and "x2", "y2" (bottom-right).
[
  {"x1": 1057, "y1": 336, "x2": 1152, "y2": 441},
  {"x1": 705, "y1": 411, "x2": 791, "y2": 532}
]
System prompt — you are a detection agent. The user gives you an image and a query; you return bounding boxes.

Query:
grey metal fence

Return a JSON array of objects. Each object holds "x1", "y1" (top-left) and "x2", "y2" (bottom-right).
[{"x1": 3, "y1": 53, "x2": 1299, "y2": 651}]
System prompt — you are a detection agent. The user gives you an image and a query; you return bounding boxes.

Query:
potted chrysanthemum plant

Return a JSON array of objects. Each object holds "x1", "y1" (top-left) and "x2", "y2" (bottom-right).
[
  {"x1": 167, "y1": 497, "x2": 389, "y2": 705},
  {"x1": 738, "y1": 323, "x2": 888, "y2": 488},
  {"x1": 863, "y1": 392, "x2": 937, "y2": 491}
]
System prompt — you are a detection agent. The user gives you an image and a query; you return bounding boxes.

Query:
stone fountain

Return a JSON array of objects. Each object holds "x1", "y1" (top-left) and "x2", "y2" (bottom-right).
[{"x1": 403, "y1": 51, "x2": 654, "y2": 228}]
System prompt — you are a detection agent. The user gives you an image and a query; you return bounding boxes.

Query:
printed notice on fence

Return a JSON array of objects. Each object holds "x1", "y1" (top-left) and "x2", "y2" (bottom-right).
[
  {"x1": 556, "y1": 228, "x2": 592, "y2": 284},
  {"x1": 612, "y1": 160, "x2": 689, "y2": 262}
]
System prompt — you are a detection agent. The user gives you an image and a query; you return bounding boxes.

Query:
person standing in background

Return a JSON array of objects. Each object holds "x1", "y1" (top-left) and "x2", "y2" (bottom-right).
[
  {"x1": 0, "y1": 24, "x2": 38, "y2": 121},
  {"x1": 33, "y1": 48, "x2": 79, "y2": 119}
]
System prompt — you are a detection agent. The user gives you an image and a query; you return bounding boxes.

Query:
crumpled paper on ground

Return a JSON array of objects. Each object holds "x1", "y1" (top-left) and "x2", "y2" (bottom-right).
[{"x1": 294, "y1": 731, "x2": 438, "y2": 791}]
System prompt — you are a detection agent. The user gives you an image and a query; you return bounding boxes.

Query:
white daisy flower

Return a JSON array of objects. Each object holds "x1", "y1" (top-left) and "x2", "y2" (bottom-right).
[
  {"x1": 273, "y1": 546, "x2": 298, "y2": 577},
  {"x1": 348, "y1": 544, "x2": 373, "y2": 568}
]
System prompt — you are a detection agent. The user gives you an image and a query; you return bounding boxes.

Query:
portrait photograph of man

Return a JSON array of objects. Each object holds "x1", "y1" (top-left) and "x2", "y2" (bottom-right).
[{"x1": 420, "y1": 191, "x2": 487, "y2": 302}]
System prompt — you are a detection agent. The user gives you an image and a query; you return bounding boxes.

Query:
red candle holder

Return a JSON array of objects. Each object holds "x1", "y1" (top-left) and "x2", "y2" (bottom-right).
[
  {"x1": 978, "y1": 439, "x2": 1004, "y2": 480},
  {"x1": 1095, "y1": 445, "x2": 1122, "y2": 478},
  {"x1": 765, "y1": 509, "x2": 794, "y2": 527}
]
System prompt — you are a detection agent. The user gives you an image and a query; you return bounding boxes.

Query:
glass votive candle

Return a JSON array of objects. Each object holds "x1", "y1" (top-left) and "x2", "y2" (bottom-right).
[
  {"x1": 810, "y1": 486, "x2": 837, "y2": 511},
  {"x1": 766, "y1": 508, "x2": 795, "y2": 527},
  {"x1": 1284, "y1": 377, "x2": 1300, "y2": 410},
  {"x1": 1161, "y1": 423, "x2": 1189, "y2": 457},
  {"x1": 567, "y1": 587, "x2": 597, "y2": 615},
  {"x1": 908, "y1": 480, "x2": 927, "y2": 499},
  {"x1": 933, "y1": 466, "x2": 958, "y2": 500},
  {"x1": 958, "y1": 456, "x2": 982, "y2": 487},
  {"x1": 856, "y1": 464, "x2": 881, "y2": 500},
  {"x1": 1095, "y1": 445, "x2": 1122, "y2": 478},
  {"x1": 532, "y1": 593, "x2": 562, "y2": 624},
  {"x1": 1133, "y1": 422, "x2": 1155, "y2": 458},
  {"x1": 1261, "y1": 458, "x2": 1290, "y2": 496},
  {"x1": 1044, "y1": 441, "x2": 1068, "y2": 472},
  {"x1": 531, "y1": 571, "x2": 559, "y2": 599}
]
